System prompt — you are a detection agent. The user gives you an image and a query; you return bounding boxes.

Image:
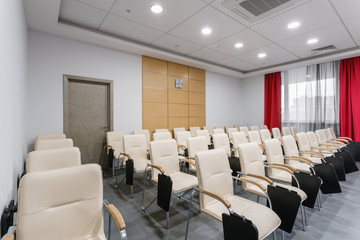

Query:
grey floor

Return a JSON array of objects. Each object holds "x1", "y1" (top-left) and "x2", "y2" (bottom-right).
[{"x1": 103, "y1": 163, "x2": 360, "y2": 240}]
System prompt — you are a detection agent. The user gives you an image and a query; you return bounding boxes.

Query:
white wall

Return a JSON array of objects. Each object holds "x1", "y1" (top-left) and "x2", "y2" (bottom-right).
[
  {"x1": 240, "y1": 76, "x2": 265, "y2": 126},
  {"x1": 206, "y1": 72, "x2": 243, "y2": 127},
  {"x1": 0, "y1": 0, "x2": 27, "y2": 212},
  {"x1": 27, "y1": 31, "x2": 142, "y2": 148}
]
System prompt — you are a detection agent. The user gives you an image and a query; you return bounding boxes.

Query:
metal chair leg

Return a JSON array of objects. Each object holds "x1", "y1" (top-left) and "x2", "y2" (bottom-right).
[
  {"x1": 273, "y1": 229, "x2": 277, "y2": 240},
  {"x1": 304, "y1": 206, "x2": 308, "y2": 226},
  {"x1": 131, "y1": 185, "x2": 133, "y2": 199},
  {"x1": 166, "y1": 211, "x2": 170, "y2": 229},
  {"x1": 300, "y1": 205, "x2": 305, "y2": 231},
  {"x1": 185, "y1": 190, "x2": 195, "y2": 240},
  {"x1": 281, "y1": 230, "x2": 285, "y2": 240},
  {"x1": 108, "y1": 211, "x2": 112, "y2": 240}
]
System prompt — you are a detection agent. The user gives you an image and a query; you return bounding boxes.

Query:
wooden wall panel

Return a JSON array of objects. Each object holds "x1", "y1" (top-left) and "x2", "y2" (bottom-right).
[
  {"x1": 189, "y1": 92, "x2": 205, "y2": 105},
  {"x1": 143, "y1": 88, "x2": 167, "y2": 103},
  {"x1": 189, "y1": 118, "x2": 206, "y2": 128},
  {"x1": 189, "y1": 105, "x2": 205, "y2": 117},
  {"x1": 143, "y1": 71, "x2": 167, "y2": 88},
  {"x1": 169, "y1": 118, "x2": 189, "y2": 131},
  {"x1": 168, "y1": 90, "x2": 188, "y2": 104},
  {"x1": 143, "y1": 117, "x2": 167, "y2": 134},
  {"x1": 189, "y1": 79, "x2": 205, "y2": 93},
  {"x1": 168, "y1": 104, "x2": 188, "y2": 117},
  {"x1": 168, "y1": 62, "x2": 188, "y2": 78},
  {"x1": 143, "y1": 103, "x2": 167, "y2": 117},
  {"x1": 168, "y1": 76, "x2": 188, "y2": 91},
  {"x1": 143, "y1": 56, "x2": 167, "y2": 74},
  {"x1": 189, "y1": 67, "x2": 205, "y2": 81}
]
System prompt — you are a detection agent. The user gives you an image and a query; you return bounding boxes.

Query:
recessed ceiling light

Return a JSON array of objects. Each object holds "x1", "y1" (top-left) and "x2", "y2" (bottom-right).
[
  {"x1": 201, "y1": 27, "x2": 212, "y2": 35},
  {"x1": 235, "y1": 42, "x2": 244, "y2": 48},
  {"x1": 307, "y1": 38, "x2": 318, "y2": 44},
  {"x1": 258, "y1": 53, "x2": 266, "y2": 58},
  {"x1": 288, "y1": 21, "x2": 300, "y2": 29},
  {"x1": 150, "y1": 5, "x2": 163, "y2": 14}
]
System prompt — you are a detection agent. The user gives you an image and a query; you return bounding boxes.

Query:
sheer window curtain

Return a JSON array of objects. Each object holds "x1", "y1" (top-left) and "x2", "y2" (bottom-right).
[{"x1": 282, "y1": 61, "x2": 340, "y2": 135}]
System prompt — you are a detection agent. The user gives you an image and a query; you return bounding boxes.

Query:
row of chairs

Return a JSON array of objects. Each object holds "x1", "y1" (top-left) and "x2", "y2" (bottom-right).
[{"x1": 2, "y1": 134, "x2": 128, "y2": 240}]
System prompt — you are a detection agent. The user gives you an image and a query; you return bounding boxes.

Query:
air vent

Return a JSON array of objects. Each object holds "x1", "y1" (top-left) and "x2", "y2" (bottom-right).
[
  {"x1": 311, "y1": 45, "x2": 337, "y2": 52},
  {"x1": 222, "y1": 0, "x2": 299, "y2": 23}
]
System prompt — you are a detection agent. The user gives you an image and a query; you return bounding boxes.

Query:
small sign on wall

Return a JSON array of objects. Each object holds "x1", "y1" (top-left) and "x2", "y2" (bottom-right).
[{"x1": 175, "y1": 79, "x2": 183, "y2": 89}]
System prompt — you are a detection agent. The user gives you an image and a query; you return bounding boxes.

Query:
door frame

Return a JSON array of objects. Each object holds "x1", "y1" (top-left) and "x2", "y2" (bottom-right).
[{"x1": 63, "y1": 74, "x2": 114, "y2": 135}]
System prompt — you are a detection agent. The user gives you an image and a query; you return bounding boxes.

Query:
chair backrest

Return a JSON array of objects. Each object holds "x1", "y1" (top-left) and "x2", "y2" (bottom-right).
[
  {"x1": 190, "y1": 127, "x2": 200, "y2": 137},
  {"x1": 26, "y1": 147, "x2": 81, "y2": 173},
  {"x1": 263, "y1": 139, "x2": 286, "y2": 179},
  {"x1": 250, "y1": 125, "x2": 259, "y2": 131},
  {"x1": 306, "y1": 131, "x2": 320, "y2": 148},
  {"x1": 291, "y1": 127, "x2": 298, "y2": 136},
  {"x1": 203, "y1": 126, "x2": 214, "y2": 136},
  {"x1": 282, "y1": 127, "x2": 292, "y2": 136},
  {"x1": 175, "y1": 131, "x2": 191, "y2": 148},
  {"x1": 153, "y1": 132, "x2": 172, "y2": 141},
  {"x1": 315, "y1": 130, "x2": 328, "y2": 144},
  {"x1": 235, "y1": 124, "x2": 242, "y2": 131},
  {"x1": 17, "y1": 164, "x2": 104, "y2": 240},
  {"x1": 133, "y1": 129, "x2": 151, "y2": 148},
  {"x1": 261, "y1": 125, "x2": 268, "y2": 129},
  {"x1": 238, "y1": 143, "x2": 266, "y2": 190},
  {"x1": 323, "y1": 129, "x2": 332, "y2": 141},
  {"x1": 213, "y1": 133, "x2": 231, "y2": 156},
  {"x1": 196, "y1": 129, "x2": 211, "y2": 145},
  {"x1": 35, "y1": 134, "x2": 66, "y2": 142},
  {"x1": 232, "y1": 132, "x2": 248, "y2": 157},
  {"x1": 296, "y1": 132, "x2": 312, "y2": 152},
  {"x1": 150, "y1": 139, "x2": 179, "y2": 180},
  {"x1": 123, "y1": 134, "x2": 147, "y2": 161},
  {"x1": 248, "y1": 131, "x2": 262, "y2": 145},
  {"x1": 215, "y1": 126, "x2": 224, "y2": 130},
  {"x1": 328, "y1": 128, "x2": 336, "y2": 139},
  {"x1": 282, "y1": 135, "x2": 300, "y2": 166},
  {"x1": 35, "y1": 139, "x2": 73, "y2": 151},
  {"x1": 106, "y1": 131, "x2": 126, "y2": 157},
  {"x1": 187, "y1": 136, "x2": 208, "y2": 158},
  {"x1": 155, "y1": 128, "x2": 169, "y2": 133},
  {"x1": 195, "y1": 149, "x2": 233, "y2": 210},
  {"x1": 272, "y1": 128, "x2": 282, "y2": 140},
  {"x1": 259, "y1": 129, "x2": 272, "y2": 142},
  {"x1": 227, "y1": 128, "x2": 238, "y2": 139},
  {"x1": 239, "y1": 126, "x2": 249, "y2": 136},
  {"x1": 213, "y1": 128, "x2": 225, "y2": 134},
  {"x1": 173, "y1": 127, "x2": 186, "y2": 136}
]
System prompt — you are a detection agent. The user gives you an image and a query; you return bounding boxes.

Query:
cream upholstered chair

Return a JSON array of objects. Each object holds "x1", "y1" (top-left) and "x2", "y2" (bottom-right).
[
  {"x1": 213, "y1": 133, "x2": 231, "y2": 157},
  {"x1": 306, "y1": 131, "x2": 335, "y2": 154},
  {"x1": 141, "y1": 139, "x2": 198, "y2": 228},
  {"x1": 327, "y1": 127, "x2": 352, "y2": 142},
  {"x1": 291, "y1": 127, "x2": 299, "y2": 136},
  {"x1": 227, "y1": 128, "x2": 238, "y2": 144},
  {"x1": 34, "y1": 139, "x2": 73, "y2": 151},
  {"x1": 213, "y1": 128, "x2": 225, "y2": 134},
  {"x1": 35, "y1": 134, "x2": 66, "y2": 142},
  {"x1": 282, "y1": 127, "x2": 292, "y2": 136},
  {"x1": 272, "y1": 128, "x2": 282, "y2": 142},
  {"x1": 175, "y1": 131, "x2": 191, "y2": 156},
  {"x1": 190, "y1": 127, "x2": 200, "y2": 137},
  {"x1": 315, "y1": 130, "x2": 343, "y2": 150},
  {"x1": 105, "y1": 131, "x2": 126, "y2": 177},
  {"x1": 203, "y1": 126, "x2": 214, "y2": 136},
  {"x1": 248, "y1": 131, "x2": 267, "y2": 161},
  {"x1": 12, "y1": 164, "x2": 127, "y2": 240},
  {"x1": 26, "y1": 147, "x2": 81, "y2": 173},
  {"x1": 173, "y1": 127, "x2": 186, "y2": 136},
  {"x1": 250, "y1": 125, "x2": 260, "y2": 132},
  {"x1": 239, "y1": 126, "x2": 249, "y2": 138},
  {"x1": 235, "y1": 124, "x2": 242, "y2": 131},
  {"x1": 297, "y1": 133, "x2": 331, "y2": 159},
  {"x1": 153, "y1": 132, "x2": 172, "y2": 141},
  {"x1": 196, "y1": 129, "x2": 211, "y2": 145},
  {"x1": 120, "y1": 134, "x2": 151, "y2": 197},
  {"x1": 260, "y1": 129, "x2": 272, "y2": 143},
  {"x1": 155, "y1": 128, "x2": 169, "y2": 133},
  {"x1": 261, "y1": 125, "x2": 268, "y2": 130},
  {"x1": 232, "y1": 132, "x2": 248, "y2": 157},
  {"x1": 187, "y1": 136, "x2": 208, "y2": 172},
  {"x1": 192, "y1": 149, "x2": 280, "y2": 240},
  {"x1": 133, "y1": 129, "x2": 151, "y2": 149}
]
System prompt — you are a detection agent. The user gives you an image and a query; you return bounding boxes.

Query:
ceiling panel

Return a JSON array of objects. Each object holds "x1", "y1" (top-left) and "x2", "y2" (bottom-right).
[
  {"x1": 150, "y1": 34, "x2": 203, "y2": 55},
  {"x1": 329, "y1": 0, "x2": 360, "y2": 21},
  {"x1": 110, "y1": 0, "x2": 207, "y2": 32},
  {"x1": 99, "y1": 14, "x2": 164, "y2": 44},
  {"x1": 344, "y1": 16, "x2": 360, "y2": 46},
  {"x1": 207, "y1": 29, "x2": 272, "y2": 56},
  {"x1": 189, "y1": 47, "x2": 229, "y2": 62},
  {"x1": 217, "y1": 57, "x2": 260, "y2": 71},
  {"x1": 251, "y1": 0, "x2": 340, "y2": 42},
  {"x1": 168, "y1": 6, "x2": 246, "y2": 46},
  {"x1": 59, "y1": 0, "x2": 107, "y2": 29},
  {"x1": 279, "y1": 23, "x2": 356, "y2": 58},
  {"x1": 77, "y1": 0, "x2": 116, "y2": 11}
]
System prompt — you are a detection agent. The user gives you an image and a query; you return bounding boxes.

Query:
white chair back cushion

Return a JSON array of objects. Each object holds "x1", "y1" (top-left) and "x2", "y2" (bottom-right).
[
  {"x1": 187, "y1": 136, "x2": 208, "y2": 158},
  {"x1": 196, "y1": 130, "x2": 211, "y2": 145},
  {"x1": 150, "y1": 139, "x2": 179, "y2": 180},
  {"x1": 296, "y1": 132, "x2": 311, "y2": 151},
  {"x1": 250, "y1": 125, "x2": 259, "y2": 131},
  {"x1": 259, "y1": 129, "x2": 272, "y2": 142},
  {"x1": 213, "y1": 133, "x2": 231, "y2": 155},
  {"x1": 315, "y1": 130, "x2": 327, "y2": 144},
  {"x1": 261, "y1": 125, "x2": 268, "y2": 129},
  {"x1": 248, "y1": 131, "x2": 262, "y2": 144},
  {"x1": 26, "y1": 147, "x2": 81, "y2": 172},
  {"x1": 291, "y1": 127, "x2": 298, "y2": 136},
  {"x1": 153, "y1": 132, "x2": 172, "y2": 141},
  {"x1": 155, "y1": 129, "x2": 169, "y2": 133},
  {"x1": 282, "y1": 127, "x2": 292, "y2": 136},
  {"x1": 173, "y1": 127, "x2": 186, "y2": 135},
  {"x1": 106, "y1": 131, "x2": 125, "y2": 157},
  {"x1": 123, "y1": 134, "x2": 147, "y2": 161},
  {"x1": 175, "y1": 131, "x2": 191, "y2": 148},
  {"x1": 264, "y1": 139, "x2": 284, "y2": 165},
  {"x1": 213, "y1": 128, "x2": 225, "y2": 134},
  {"x1": 282, "y1": 135, "x2": 300, "y2": 166},
  {"x1": 306, "y1": 131, "x2": 320, "y2": 147},
  {"x1": 35, "y1": 134, "x2": 66, "y2": 142},
  {"x1": 35, "y1": 139, "x2": 73, "y2": 151},
  {"x1": 272, "y1": 128, "x2": 282, "y2": 140},
  {"x1": 133, "y1": 129, "x2": 151, "y2": 148},
  {"x1": 239, "y1": 126, "x2": 249, "y2": 136},
  {"x1": 328, "y1": 128, "x2": 336, "y2": 139},
  {"x1": 232, "y1": 132, "x2": 248, "y2": 157},
  {"x1": 190, "y1": 127, "x2": 200, "y2": 137},
  {"x1": 227, "y1": 128, "x2": 238, "y2": 139}
]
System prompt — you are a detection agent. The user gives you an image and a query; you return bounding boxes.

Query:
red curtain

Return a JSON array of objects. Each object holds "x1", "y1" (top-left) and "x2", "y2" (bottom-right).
[
  {"x1": 264, "y1": 72, "x2": 282, "y2": 131},
  {"x1": 340, "y1": 57, "x2": 360, "y2": 141}
]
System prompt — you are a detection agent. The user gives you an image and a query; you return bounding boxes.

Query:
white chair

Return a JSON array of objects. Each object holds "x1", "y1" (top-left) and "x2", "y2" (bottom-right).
[
  {"x1": 315, "y1": 130, "x2": 343, "y2": 150},
  {"x1": 260, "y1": 129, "x2": 272, "y2": 143},
  {"x1": 227, "y1": 128, "x2": 238, "y2": 143},
  {"x1": 133, "y1": 129, "x2": 151, "y2": 149},
  {"x1": 261, "y1": 125, "x2": 268, "y2": 130},
  {"x1": 189, "y1": 127, "x2": 200, "y2": 137},
  {"x1": 105, "y1": 131, "x2": 126, "y2": 177},
  {"x1": 213, "y1": 133, "x2": 231, "y2": 157},
  {"x1": 175, "y1": 131, "x2": 191, "y2": 156},
  {"x1": 248, "y1": 131, "x2": 267, "y2": 161},
  {"x1": 282, "y1": 127, "x2": 292, "y2": 136},
  {"x1": 173, "y1": 127, "x2": 186, "y2": 136},
  {"x1": 297, "y1": 132, "x2": 332, "y2": 159},
  {"x1": 35, "y1": 134, "x2": 66, "y2": 142},
  {"x1": 187, "y1": 136, "x2": 208, "y2": 172},
  {"x1": 203, "y1": 126, "x2": 214, "y2": 136},
  {"x1": 291, "y1": 127, "x2": 299, "y2": 136},
  {"x1": 232, "y1": 132, "x2": 248, "y2": 157},
  {"x1": 34, "y1": 139, "x2": 73, "y2": 151},
  {"x1": 213, "y1": 128, "x2": 225, "y2": 134},
  {"x1": 155, "y1": 128, "x2": 169, "y2": 133},
  {"x1": 327, "y1": 127, "x2": 352, "y2": 142},
  {"x1": 272, "y1": 128, "x2": 282, "y2": 142},
  {"x1": 250, "y1": 125, "x2": 260, "y2": 132},
  {"x1": 239, "y1": 126, "x2": 249, "y2": 138},
  {"x1": 306, "y1": 131, "x2": 334, "y2": 154},
  {"x1": 196, "y1": 129, "x2": 211, "y2": 145},
  {"x1": 153, "y1": 132, "x2": 172, "y2": 141}
]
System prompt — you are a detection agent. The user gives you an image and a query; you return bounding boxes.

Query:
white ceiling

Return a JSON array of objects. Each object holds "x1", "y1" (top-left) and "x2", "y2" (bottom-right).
[{"x1": 24, "y1": 0, "x2": 360, "y2": 78}]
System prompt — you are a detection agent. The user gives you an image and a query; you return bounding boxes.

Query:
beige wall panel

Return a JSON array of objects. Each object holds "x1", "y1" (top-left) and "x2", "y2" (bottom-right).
[
  {"x1": 168, "y1": 104, "x2": 188, "y2": 117},
  {"x1": 143, "y1": 71, "x2": 167, "y2": 89},
  {"x1": 143, "y1": 117, "x2": 168, "y2": 135},
  {"x1": 143, "y1": 103, "x2": 167, "y2": 117},
  {"x1": 168, "y1": 90, "x2": 188, "y2": 104},
  {"x1": 189, "y1": 67, "x2": 205, "y2": 81},
  {"x1": 168, "y1": 62, "x2": 188, "y2": 78},
  {"x1": 189, "y1": 105, "x2": 205, "y2": 117},
  {"x1": 168, "y1": 118, "x2": 189, "y2": 131},
  {"x1": 189, "y1": 79, "x2": 205, "y2": 93},
  {"x1": 167, "y1": 76, "x2": 188, "y2": 91},
  {"x1": 189, "y1": 92, "x2": 205, "y2": 105},
  {"x1": 143, "y1": 88, "x2": 167, "y2": 103},
  {"x1": 142, "y1": 56, "x2": 167, "y2": 74},
  {"x1": 189, "y1": 118, "x2": 206, "y2": 128}
]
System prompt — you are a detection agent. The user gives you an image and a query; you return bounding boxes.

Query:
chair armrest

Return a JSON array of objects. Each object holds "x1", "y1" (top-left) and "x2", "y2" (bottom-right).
[
  {"x1": 247, "y1": 173, "x2": 274, "y2": 185},
  {"x1": 330, "y1": 140, "x2": 344, "y2": 145},
  {"x1": 239, "y1": 176, "x2": 267, "y2": 192},
  {"x1": 313, "y1": 146, "x2": 333, "y2": 153},
  {"x1": 339, "y1": 137, "x2": 352, "y2": 141},
  {"x1": 2, "y1": 235, "x2": 14, "y2": 240},
  {"x1": 106, "y1": 204, "x2": 126, "y2": 231},
  {"x1": 149, "y1": 164, "x2": 165, "y2": 174},
  {"x1": 203, "y1": 190, "x2": 231, "y2": 209},
  {"x1": 232, "y1": 147, "x2": 239, "y2": 151},
  {"x1": 226, "y1": 153, "x2": 231, "y2": 157},
  {"x1": 258, "y1": 144, "x2": 264, "y2": 149},
  {"x1": 321, "y1": 143, "x2": 339, "y2": 148},
  {"x1": 187, "y1": 157, "x2": 196, "y2": 160},
  {"x1": 119, "y1": 152, "x2": 131, "y2": 159},
  {"x1": 105, "y1": 144, "x2": 113, "y2": 149},
  {"x1": 181, "y1": 158, "x2": 195, "y2": 166},
  {"x1": 178, "y1": 145, "x2": 187, "y2": 150},
  {"x1": 267, "y1": 165, "x2": 294, "y2": 175},
  {"x1": 271, "y1": 163, "x2": 297, "y2": 172},
  {"x1": 288, "y1": 156, "x2": 312, "y2": 164},
  {"x1": 303, "y1": 150, "x2": 324, "y2": 158},
  {"x1": 334, "y1": 138, "x2": 349, "y2": 143}
]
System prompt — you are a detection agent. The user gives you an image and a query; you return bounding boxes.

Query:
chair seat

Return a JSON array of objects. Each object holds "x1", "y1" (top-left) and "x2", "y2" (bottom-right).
[
  {"x1": 286, "y1": 161, "x2": 311, "y2": 173},
  {"x1": 203, "y1": 195, "x2": 280, "y2": 240},
  {"x1": 269, "y1": 170, "x2": 292, "y2": 183},
  {"x1": 168, "y1": 172, "x2": 198, "y2": 193},
  {"x1": 308, "y1": 156, "x2": 322, "y2": 164},
  {"x1": 134, "y1": 159, "x2": 151, "y2": 173},
  {"x1": 244, "y1": 179, "x2": 307, "y2": 201}
]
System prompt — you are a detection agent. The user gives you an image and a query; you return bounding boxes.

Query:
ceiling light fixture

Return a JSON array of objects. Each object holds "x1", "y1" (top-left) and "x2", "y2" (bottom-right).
[
  {"x1": 201, "y1": 27, "x2": 212, "y2": 35},
  {"x1": 287, "y1": 21, "x2": 300, "y2": 29},
  {"x1": 307, "y1": 38, "x2": 318, "y2": 44},
  {"x1": 150, "y1": 5, "x2": 163, "y2": 14},
  {"x1": 258, "y1": 53, "x2": 266, "y2": 58},
  {"x1": 235, "y1": 42, "x2": 244, "y2": 48}
]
